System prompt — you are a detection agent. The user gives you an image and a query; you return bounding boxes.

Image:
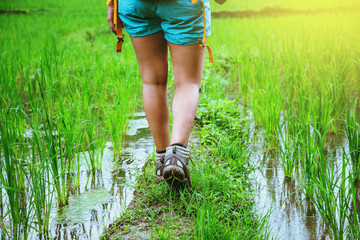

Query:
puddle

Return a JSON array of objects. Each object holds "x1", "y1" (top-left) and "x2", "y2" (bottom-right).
[{"x1": 46, "y1": 112, "x2": 153, "y2": 239}]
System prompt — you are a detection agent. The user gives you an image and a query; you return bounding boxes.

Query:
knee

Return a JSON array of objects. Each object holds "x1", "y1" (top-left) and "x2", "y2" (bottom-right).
[
  {"x1": 174, "y1": 81, "x2": 201, "y2": 92},
  {"x1": 142, "y1": 73, "x2": 168, "y2": 88}
]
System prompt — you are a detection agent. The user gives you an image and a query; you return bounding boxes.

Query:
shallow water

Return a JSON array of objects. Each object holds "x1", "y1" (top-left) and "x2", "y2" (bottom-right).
[
  {"x1": 250, "y1": 126, "x2": 359, "y2": 239},
  {"x1": 47, "y1": 112, "x2": 153, "y2": 239},
  {"x1": 251, "y1": 149, "x2": 329, "y2": 240}
]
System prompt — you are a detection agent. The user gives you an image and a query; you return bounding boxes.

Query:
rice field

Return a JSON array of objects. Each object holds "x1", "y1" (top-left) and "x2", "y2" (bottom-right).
[{"x1": 1, "y1": 0, "x2": 360, "y2": 239}]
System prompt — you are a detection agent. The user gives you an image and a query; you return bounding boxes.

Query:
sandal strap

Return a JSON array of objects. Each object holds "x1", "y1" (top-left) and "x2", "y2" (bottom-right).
[
  {"x1": 163, "y1": 146, "x2": 192, "y2": 189},
  {"x1": 156, "y1": 160, "x2": 163, "y2": 171},
  {"x1": 164, "y1": 153, "x2": 189, "y2": 166},
  {"x1": 155, "y1": 152, "x2": 165, "y2": 176},
  {"x1": 165, "y1": 146, "x2": 189, "y2": 159},
  {"x1": 164, "y1": 154, "x2": 191, "y2": 185}
]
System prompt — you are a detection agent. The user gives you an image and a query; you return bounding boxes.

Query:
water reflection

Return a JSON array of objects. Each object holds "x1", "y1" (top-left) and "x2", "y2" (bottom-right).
[
  {"x1": 251, "y1": 132, "x2": 330, "y2": 240},
  {"x1": 45, "y1": 112, "x2": 153, "y2": 239}
]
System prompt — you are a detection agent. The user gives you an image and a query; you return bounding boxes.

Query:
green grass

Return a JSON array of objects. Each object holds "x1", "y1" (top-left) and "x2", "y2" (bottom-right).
[{"x1": 193, "y1": 99, "x2": 267, "y2": 239}]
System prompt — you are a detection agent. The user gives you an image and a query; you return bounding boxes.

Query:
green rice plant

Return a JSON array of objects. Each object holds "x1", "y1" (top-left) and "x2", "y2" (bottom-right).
[
  {"x1": 42, "y1": 111, "x2": 68, "y2": 207},
  {"x1": 56, "y1": 100, "x2": 85, "y2": 190},
  {"x1": 102, "y1": 100, "x2": 127, "y2": 156},
  {"x1": 212, "y1": 12, "x2": 360, "y2": 138},
  {"x1": 345, "y1": 101, "x2": 360, "y2": 183},
  {"x1": 35, "y1": 76, "x2": 70, "y2": 207},
  {"x1": 0, "y1": 108, "x2": 31, "y2": 238},
  {"x1": 278, "y1": 98, "x2": 305, "y2": 178},
  {"x1": 26, "y1": 129, "x2": 53, "y2": 235},
  {"x1": 0, "y1": 57, "x2": 54, "y2": 236},
  {"x1": 20, "y1": 107, "x2": 52, "y2": 235},
  {"x1": 309, "y1": 83, "x2": 340, "y2": 141},
  {"x1": 278, "y1": 116, "x2": 301, "y2": 178},
  {"x1": 298, "y1": 119, "x2": 332, "y2": 194},
  {"x1": 348, "y1": 172, "x2": 360, "y2": 239},
  {"x1": 247, "y1": 53, "x2": 283, "y2": 144},
  {"x1": 210, "y1": 0, "x2": 360, "y2": 12},
  {"x1": 83, "y1": 107, "x2": 104, "y2": 174},
  {"x1": 101, "y1": 66, "x2": 140, "y2": 156},
  {"x1": 304, "y1": 151, "x2": 356, "y2": 240},
  {"x1": 298, "y1": 123, "x2": 320, "y2": 194}
]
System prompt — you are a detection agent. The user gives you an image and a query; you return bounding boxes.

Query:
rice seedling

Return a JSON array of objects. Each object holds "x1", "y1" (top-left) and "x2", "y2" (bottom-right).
[
  {"x1": 303, "y1": 151, "x2": 357, "y2": 240},
  {"x1": 278, "y1": 120, "x2": 300, "y2": 178},
  {"x1": 101, "y1": 65, "x2": 141, "y2": 156},
  {"x1": 348, "y1": 172, "x2": 360, "y2": 239},
  {"x1": 345, "y1": 101, "x2": 360, "y2": 183},
  {"x1": 26, "y1": 128, "x2": 53, "y2": 235},
  {"x1": 83, "y1": 107, "x2": 104, "y2": 174},
  {"x1": 250, "y1": 71, "x2": 283, "y2": 143},
  {"x1": 56, "y1": 100, "x2": 85, "y2": 188},
  {"x1": 0, "y1": 108, "x2": 31, "y2": 239}
]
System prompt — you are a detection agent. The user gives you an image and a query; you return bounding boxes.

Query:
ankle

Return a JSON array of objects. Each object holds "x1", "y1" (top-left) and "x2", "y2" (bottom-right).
[
  {"x1": 170, "y1": 143, "x2": 187, "y2": 148},
  {"x1": 156, "y1": 149, "x2": 166, "y2": 154}
]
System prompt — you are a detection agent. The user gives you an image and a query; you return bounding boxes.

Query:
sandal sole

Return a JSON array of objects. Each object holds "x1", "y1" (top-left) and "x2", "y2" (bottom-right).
[{"x1": 163, "y1": 165, "x2": 186, "y2": 188}]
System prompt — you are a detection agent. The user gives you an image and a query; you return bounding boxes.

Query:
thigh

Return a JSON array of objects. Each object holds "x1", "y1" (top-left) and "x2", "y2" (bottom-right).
[
  {"x1": 130, "y1": 32, "x2": 168, "y2": 84},
  {"x1": 168, "y1": 42, "x2": 205, "y2": 87}
]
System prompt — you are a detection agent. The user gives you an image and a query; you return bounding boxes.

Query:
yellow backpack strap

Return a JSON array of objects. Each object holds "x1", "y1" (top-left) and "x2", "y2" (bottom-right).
[
  {"x1": 107, "y1": 0, "x2": 125, "y2": 52},
  {"x1": 196, "y1": 1, "x2": 213, "y2": 63},
  {"x1": 114, "y1": 0, "x2": 125, "y2": 52}
]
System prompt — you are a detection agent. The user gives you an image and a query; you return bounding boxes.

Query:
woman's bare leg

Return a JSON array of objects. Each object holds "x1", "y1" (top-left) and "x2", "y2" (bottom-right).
[
  {"x1": 130, "y1": 32, "x2": 170, "y2": 151},
  {"x1": 168, "y1": 42, "x2": 205, "y2": 147}
]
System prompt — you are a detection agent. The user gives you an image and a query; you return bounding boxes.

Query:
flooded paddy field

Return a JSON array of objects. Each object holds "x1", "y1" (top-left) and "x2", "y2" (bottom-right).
[
  {"x1": 250, "y1": 130, "x2": 358, "y2": 240},
  {"x1": 1, "y1": 0, "x2": 360, "y2": 239},
  {"x1": 212, "y1": 8, "x2": 360, "y2": 239},
  {"x1": 48, "y1": 113, "x2": 153, "y2": 239},
  {"x1": 1, "y1": 113, "x2": 153, "y2": 239}
]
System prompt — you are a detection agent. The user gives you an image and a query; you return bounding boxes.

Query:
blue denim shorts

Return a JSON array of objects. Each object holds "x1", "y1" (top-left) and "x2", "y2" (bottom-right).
[{"x1": 118, "y1": 0, "x2": 211, "y2": 45}]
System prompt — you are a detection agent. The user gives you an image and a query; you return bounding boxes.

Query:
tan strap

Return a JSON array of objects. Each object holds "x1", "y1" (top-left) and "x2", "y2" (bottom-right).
[
  {"x1": 199, "y1": 1, "x2": 213, "y2": 63},
  {"x1": 113, "y1": 0, "x2": 125, "y2": 52}
]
